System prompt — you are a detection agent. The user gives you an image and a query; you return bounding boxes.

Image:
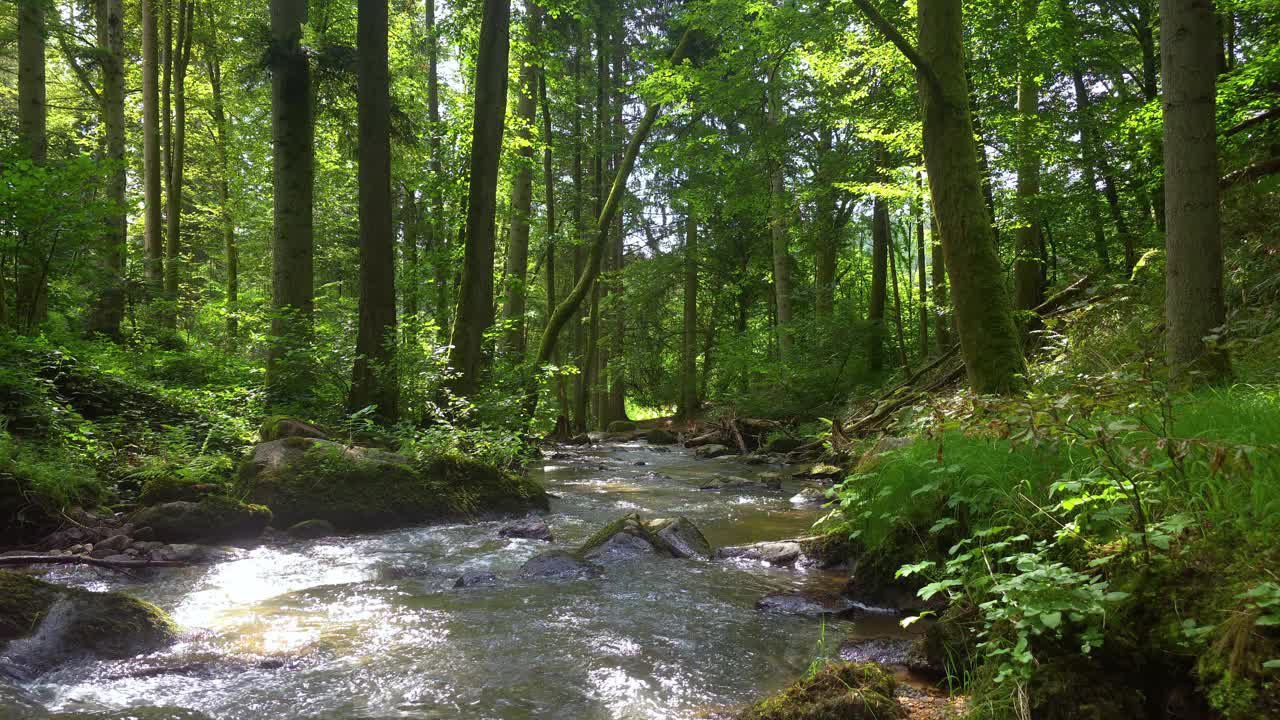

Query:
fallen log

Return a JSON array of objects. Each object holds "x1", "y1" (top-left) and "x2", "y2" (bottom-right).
[{"x1": 0, "y1": 555, "x2": 190, "y2": 570}]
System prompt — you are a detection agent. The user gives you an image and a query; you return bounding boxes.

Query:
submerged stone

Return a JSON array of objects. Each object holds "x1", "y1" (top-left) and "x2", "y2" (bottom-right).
[
  {"x1": 518, "y1": 551, "x2": 601, "y2": 580},
  {"x1": 756, "y1": 591, "x2": 855, "y2": 617},
  {"x1": 454, "y1": 571, "x2": 499, "y2": 587}
]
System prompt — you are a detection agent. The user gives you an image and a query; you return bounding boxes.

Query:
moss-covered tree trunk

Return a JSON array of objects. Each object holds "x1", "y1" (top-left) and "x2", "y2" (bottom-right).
[
  {"x1": 350, "y1": 0, "x2": 399, "y2": 421},
  {"x1": 1161, "y1": 0, "x2": 1229, "y2": 381},
  {"x1": 604, "y1": 22, "x2": 628, "y2": 427},
  {"x1": 267, "y1": 0, "x2": 316, "y2": 406},
  {"x1": 447, "y1": 0, "x2": 510, "y2": 397},
  {"x1": 425, "y1": 0, "x2": 448, "y2": 340},
  {"x1": 930, "y1": 215, "x2": 950, "y2": 352},
  {"x1": 88, "y1": 0, "x2": 127, "y2": 339},
  {"x1": 916, "y1": 173, "x2": 929, "y2": 357},
  {"x1": 814, "y1": 129, "x2": 838, "y2": 319}
]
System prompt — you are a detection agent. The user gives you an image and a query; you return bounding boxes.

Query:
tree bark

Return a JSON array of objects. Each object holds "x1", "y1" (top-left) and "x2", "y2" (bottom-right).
[
  {"x1": 570, "y1": 40, "x2": 587, "y2": 432},
  {"x1": 402, "y1": 189, "x2": 419, "y2": 336},
  {"x1": 679, "y1": 213, "x2": 699, "y2": 420},
  {"x1": 142, "y1": 0, "x2": 164, "y2": 293},
  {"x1": 16, "y1": 0, "x2": 48, "y2": 330},
  {"x1": 425, "y1": 0, "x2": 448, "y2": 339},
  {"x1": 868, "y1": 195, "x2": 889, "y2": 373},
  {"x1": 203, "y1": 10, "x2": 237, "y2": 340},
  {"x1": 267, "y1": 0, "x2": 316, "y2": 406},
  {"x1": 1071, "y1": 66, "x2": 1111, "y2": 270},
  {"x1": 889, "y1": 222, "x2": 910, "y2": 367},
  {"x1": 350, "y1": 0, "x2": 399, "y2": 421},
  {"x1": 604, "y1": 21, "x2": 628, "y2": 426},
  {"x1": 1161, "y1": 0, "x2": 1229, "y2": 381},
  {"x1": 502, "y1": 2, "x2": 544, "y2": 358},
  {"x1": 930, "y1": 214, "x2": 950, "y2": 352},
  {"x1": 916, "y1": 173, "x2": 928, "y2": 357},
  {"x1": 1013, "y1": 0, "x2": 1044, "y2": 314},
  {"x1": 88, "y1": 0, "x2": 127, "y2": 339},
  {"x1": 162, "y1": 0, "x2": 193, "y2": 331},
  {"x1": 814, "y1": 129, "x2": 838, "y2": 319},
  {"x1": 765, "y1": 69, "x2": 793, "y2": 363},
  {"x1": 447, "y1": 0, "x2": 511, "y2": 397}
]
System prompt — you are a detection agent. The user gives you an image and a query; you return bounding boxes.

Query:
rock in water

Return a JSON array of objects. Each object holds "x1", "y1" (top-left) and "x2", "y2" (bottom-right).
[
  {"x1": 793, "y1": 463, "x2": 844, "y2": 480},
  {"x1": 238, "y1": 437, "x2": 549, "y2": 531},
  {"x1": 716, "y1": 541, "x2": 804, "y2": 566},
  {"x1": 498, "y1": 516, "x2": 553, "y2": 542},
  {"x1": 518, "y1": 551, "x2": 601, "y2": 580},
  {"x1": 717, "y1": 535, "x2": 855, "y2": 569},
  {"x1": 644, "y1": 518, "x2": 713, "y2": 560},
  {"x1": 789, "y1": 487, "x2": 828, "y2": 507},
  {"x1": 756, "y1": 590, "x2": 855, "y2": 616},
  {"x1": 695, "y1": 444, "x2": 734, "y2": 459},
  {"x1": 735, "y1": 662, "x2": 903, "y2": 720},
  {"x1": 286, "y1": 519, "x2": 336, "y2": 539},
  {"x1": 0, "y1": 571, "x2": 176, "y2": 674},
  {"x1": 454, "y1": 571, "x2": 499, "y2": 587},
  {"x1": 132, "y1": 496, "x2": 271, "y2": 544},
  {"x1": 644, "y1": 428, "x2": 677, "y2": 445}
]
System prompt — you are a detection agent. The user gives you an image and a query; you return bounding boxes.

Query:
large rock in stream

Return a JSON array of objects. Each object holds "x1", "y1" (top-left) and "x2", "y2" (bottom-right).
[
  {"x1": 0, "y1": 571, "x2": 176, "y2": 675},
  {"x1": 517, "y1": 513, "x2": 713, "y2": 580},
  {"x1": 238, "y1": 438, "x2": 549, "y2": 531}
]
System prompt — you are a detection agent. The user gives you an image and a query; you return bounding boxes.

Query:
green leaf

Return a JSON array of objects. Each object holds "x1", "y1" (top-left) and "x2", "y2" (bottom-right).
[{"x1": 1041, "y1": 611, "x2": 1063, "y2": 629}]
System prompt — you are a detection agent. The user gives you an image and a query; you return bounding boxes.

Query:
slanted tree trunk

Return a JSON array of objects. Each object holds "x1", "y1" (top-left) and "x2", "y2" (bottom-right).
[
  {"x1": 88, "y1": 0, "x2": 127, "y2": 339},
  {"x1": 16, "y1": 0, "x2": 48, "y2": 331},
  {"x1": 501, "y1": 1, "x2": 543, "y2": 358},
  {"x1": 765, "y1": 69, "x2": 793, "y2": 363},
  {"x1": 1161, "y1": 0, "x2": 1229, "y2": 381},
  {"x1": 1013, "y1": 0, "x2": 1044, "y2": 314},
  {"x1": 162, "y1": 0, "x2": 193, "y2": 331},
  {"x1": 203, "y1": 10, "x2": 236, "y2": 340},
  {"x1": 448, "y1": 0, "x2": 510, "y2": 397},
  {"x1": 867, "y1": 195, "x2": 889, "y2": 373},
  {"x1": 267, "y1": 0, "x2": 316, "y2": 406},
  {"x1": 679, "y1": 213, "x2": 699, "y2": 420},
  {"x1": 350, "y1": 0, "x2": 398, "y2": 421},
  {"x1": 142, "y1": 0, "x2": 164, "y2": 293}
]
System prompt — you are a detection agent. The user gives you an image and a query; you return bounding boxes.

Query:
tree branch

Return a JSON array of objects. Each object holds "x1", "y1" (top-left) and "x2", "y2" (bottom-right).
[
  {"x1": 847, "y1": 0, "x2": 944, "y2": 102},
  {"x1": 1223, "y1": 107, "x2": 1280, "y2": 137},
  {"x1": 1220, "y1": 155, "x2": 1280, "y2": 189}
]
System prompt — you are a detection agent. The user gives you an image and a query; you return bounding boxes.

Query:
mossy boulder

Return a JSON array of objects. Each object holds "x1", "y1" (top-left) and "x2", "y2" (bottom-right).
[
  {"x1": 578, "y1": 513, "x2": 674, "y2": 561},
  {"x1": 607, "y1": 420, "x2": 638, "y2": 432},
  {"x1": 644, "y1": 517, "x2": 713, "y2": 559},
  {"x1": 736, "y1": 662, "x2": 904, "y2": 720},
  {"x1": 238, "y1": 438, "x2": 549, "y2": 531},
  {"x1": 644, "y1": 428, "x2": 677, "y2": 444},
  {"x1": 132, "y1": 496, "x2": 271, "y2": 544},
  {"x1": 259, "y1": 416, "x2": 329, "y2": 443},
  {"x1": 137, "y1": 475, "x2": 227, "y2": 505},
  {"x1": 0, "y1": 571, "x2": 176, "y2": 672}
]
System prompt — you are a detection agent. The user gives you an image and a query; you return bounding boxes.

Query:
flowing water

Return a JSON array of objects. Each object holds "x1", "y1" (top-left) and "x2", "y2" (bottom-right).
[{"x1": 1, "y1": 441, "x2": 907, "y2": 720}]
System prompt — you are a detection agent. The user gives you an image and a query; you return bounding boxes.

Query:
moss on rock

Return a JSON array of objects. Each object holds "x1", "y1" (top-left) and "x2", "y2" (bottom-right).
[
  {"x1": 0, "y1": 571, "x2": 176, "y2": 664},
  {"x1": 607, "y1": 420, "x2": 638, "y2": 432},
  {"x1": 258, "y1": 416, "x2": 329, "y2": 443},
  {"x1": 737, "y1": 662, "x2": 903, "y2": 720},
  {"x1": 239, "y1": 438, "x2": 548, "y2": 531},
  {"x1": 132, "y1": 495, "x2": 272, "y2": 543},
  {"x1": 645, "y1": 428, "x2": 677, "y2": 444},
  {"x1": 136, "y1": 475, "x2": 227, "y2": 505}
]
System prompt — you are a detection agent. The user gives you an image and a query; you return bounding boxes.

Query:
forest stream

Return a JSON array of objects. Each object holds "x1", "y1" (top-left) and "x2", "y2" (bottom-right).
[{"x1": 0, "y1": 441, "x2": 917, "y2": 720}]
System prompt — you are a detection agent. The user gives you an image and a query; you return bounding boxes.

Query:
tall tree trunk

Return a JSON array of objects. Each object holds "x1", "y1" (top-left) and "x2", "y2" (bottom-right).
[
  {"x1": 425, "y1": 0, "x2": 447, "y2": 339},
  {"x1": 502, "y1": 2, "x2": 543, "y2": 358},
  {"x1": 350, "y1": 0, "x2": 399, "y2": 421},
  {"x1": 814, "y1": 129, "x2": 838, "y2": 319},
  {"x1": 916, "y1": 173, "x2": 928, "y2": 357},
  {"x1": 930, "y1": 215, "x2": 950, "y2": 352},
  {"x1": 204, "y1": 14, "x2": 236, "y2": 340},
  {"x1": 970, "y1": 96, "x2": 999, "y2": 249},
  {"x1": 1162, "y1": 0, "x2": 1229, "y2": 381},
  {"x1": 679, "y1": 213, "x2": 698, "y2": 420},
  {"x1": 590, "y1": 13, "x2": 609, "y2": 428},
  {"x1": 16, "y1": 0, "x2": 48, "y2": 331},
  {"x1": 267, "y1": 0, "x2": 316, "y2": 406},
  {"x1": 539, "y1": 71, "x2": 569, "y2": 419},
  {"x1": 889, "y1": 221, "x2": 909, "y2": 367},
  {"x1": 447, "y1": 0, "x2": 510, "y2": 397},
  {"x1": 88, "y1": 0, "x2": 127, "y2": 339},
  {"x1": 765, "y1": 70, "x2": 793, "y2": 362},
  {"x1": 403, "y1": 189, "x2": 419, "y2": 337},
  {"x1": 867, "y1": 195, "x2": 889, "y2": 373},
  {"x1": 162, "y1": 0, "x2": 193, "y2": 331},
  {"x1": 142, "y1": 0, "x2": 164, "y2": 293},
  {"x1": 604, "y1": 21, "x2": 627, "y2": 425},
  {"x1": 1071, "y1": 66, "x2": 1111, "y2": 270},
  {"x1": 571, "y1": 40, "x2": 587, "y2": 432},
  {"x1": 1013, "y1": 0, "x2": 1044, "y2": 315}
]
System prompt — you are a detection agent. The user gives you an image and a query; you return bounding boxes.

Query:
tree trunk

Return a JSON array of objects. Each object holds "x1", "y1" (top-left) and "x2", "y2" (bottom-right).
[
  {"x1": 350, "y1": 0, "x2": 399, "y2": 421},
  {"x1": 142, "y1": 0, "x2": 164, "y2": 293},
  {"x1": 1013, "y1": 0, "x2": 1044, "y2": 315},
  {"x1": 203, "y1": 13, "x2": 237, "y2": 340},
  {"x1": 814, "y1": 129, "x2": 838, "y2": 319},
  {"x1": 1071, "y1": 66, "x2": 1111, "y2": 270},
  {"x1": 447, "y1": 0, "x2": 510, "y2": 397},
  {"x1": 916, "y1": 173, "x2": 928, "y2": 358},
  {"x1": 502, "y1": 2, "x2": 543, "y2": 358},
  {"x1": 918, "y1": 0, "x2": 1026, "y2": 393},
  {"x1": 16, "y1": 0, "x2": 48, "y2": 331},
  {"x1": 425, "y1": 0, "x2": 448, "y2": 339},
  {"x1": 604, "y1": 21, "x2": 628, "y2": 426},
  {"x1": 402, "y1": 189, "x2": 419, "y2": 336},
  {"x1": 162, "y1": 0, "x2": 193, "y2": 331},
  {"x1": 1161, "y1": 0, "x2": 1229, "y2": 381},
  {"x1": 539, "y1": 71, "x2": 569, "y2": 419},
  {"x1": 88, "y1": 0, "x2": 127, "y2": 339},
  {"x1": 930, "y1": 215, "x2": 950, "y2": 352},
  {"x1": 868, "y1": 195, "x2": 889, "y2": 373},
  {"x1": 765, "y1": 70, "x2": 793, "y2": 363},
  {"x1": 571, "y1": 40, "x2": 587, "y2": 432},
  {"x1": 889, "y1": 223, "x2": 910, "y2": 367},
  {"x1": 267, "y1": 0, "x2": 316, "y2": 406},
  {"x1": 679, "y1": 213, "x2": 698, "y2": 420}
]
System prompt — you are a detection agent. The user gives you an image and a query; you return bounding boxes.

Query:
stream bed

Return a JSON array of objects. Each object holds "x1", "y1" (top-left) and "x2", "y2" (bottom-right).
[{"x1": 1, "y1": 441, "x2": 912, "y2": 720}]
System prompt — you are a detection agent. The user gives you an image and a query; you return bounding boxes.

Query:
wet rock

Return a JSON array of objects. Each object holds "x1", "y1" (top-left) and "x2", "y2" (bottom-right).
[
  {"x1": 132, "y1": 497, "x2": 271, "y2": 544},
  {"x1": 699, "y1": 475, "x2": 776, "y2": 492},
  {"x1": 454, "y1": 571, "x2": 499, "y2": 588},
  {"x1": 38, "y1": 526, "x2": 95, "y2": 551},
  {"x1": 498, "y1": 516, "x2": 553, "y2": 542},
  {"x1": 580, "y1": 515, "x2": 668, "y2": 561},
  {"x1": 736, "y1": 661, "x2": 903, "y2": 720},
  {"x1": 758, "y1": 472, "x2": 784, "y2": 490},
  {"x1": 518, "y1": 551, "x2": 601, "y2": 580},
  {"x1": 695, "y1": 444, "x2": 734, "y2": 459},
  {"x1": 839, "y1": 635, "x2": 916, "y2": 666},
  {"x1": 156, "y1": 544, "x2": 208, "y2": 563},
  {"x1": 756, "y1": 590, "x2": 855, "y2": 617},
  {"x1": 286, "y1": 519, "x2": 336, "y2": 539},
  {"x1": 717, "y1": 535, "x2": 854, "y2": 569},
  {"x1": 644, "y1": 428, "x2": 677, "y2": 445},
  {"x1": 790, "y1": 487, "x2": 829, "y2": 507},
  {"x1": 238, "y1": 437, "x2": 548, "y2": 531},
  {"x1": 259, "y1": 416, "x2": 329, "y2": 442},
  {"x1": 548, "y1": 451, "x2": 575, "y2": 460},
  {"x1": 793, "y1": 463, "x2": 845, "y2": 480},
  {"x1": 716, "y1": 541, "x2": 804, "y2": 566},
  {"x1": 565, "y1": 433, "x2": 592, "y2": 445},
  {"x1": 88, "y1": 533, "x2": 132, "y2": 558},
  {"x1": 0, "y1": 571, "x2": 176, "y2": 673},
  {"x1": 644, "y1": 517, "x2": 713, "y2": 560}
]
